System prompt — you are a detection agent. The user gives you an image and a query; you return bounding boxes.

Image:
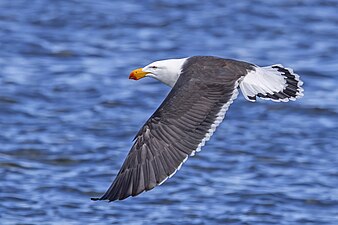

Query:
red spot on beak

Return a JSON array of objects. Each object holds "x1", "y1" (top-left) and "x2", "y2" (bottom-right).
[
  {"x1": 129, "y1": 72, "x2": 137, "y2": 80},
  {"x1": 129, "y1": 68, "x2": 147, "y2": 80}
]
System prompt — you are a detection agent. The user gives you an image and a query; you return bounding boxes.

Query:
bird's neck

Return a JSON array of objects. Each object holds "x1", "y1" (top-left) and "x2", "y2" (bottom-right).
[{"x1": 156, "y1": 58, "x2": 188, "y2": 87}]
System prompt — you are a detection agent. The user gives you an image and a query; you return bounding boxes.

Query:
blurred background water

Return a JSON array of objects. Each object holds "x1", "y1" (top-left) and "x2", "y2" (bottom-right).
[{"x1": 0, "y1": 0, "x2": 337, "y2": 224}]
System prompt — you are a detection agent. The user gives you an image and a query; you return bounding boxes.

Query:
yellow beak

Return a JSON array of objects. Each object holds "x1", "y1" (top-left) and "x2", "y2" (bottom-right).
[{"x1": 129, "y1": 68, "x2": 149, "y2": 80}]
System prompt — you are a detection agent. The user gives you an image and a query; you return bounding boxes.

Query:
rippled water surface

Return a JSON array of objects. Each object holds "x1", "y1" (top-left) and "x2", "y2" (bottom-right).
[{"x1": 1, "y1": 0, "x2": 338, "y2": 224}]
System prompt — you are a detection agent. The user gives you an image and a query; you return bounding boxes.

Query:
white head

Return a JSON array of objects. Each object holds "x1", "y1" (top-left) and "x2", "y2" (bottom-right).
[{"x1": 129, "y1": 58, "x2": 187, "y2": 87}]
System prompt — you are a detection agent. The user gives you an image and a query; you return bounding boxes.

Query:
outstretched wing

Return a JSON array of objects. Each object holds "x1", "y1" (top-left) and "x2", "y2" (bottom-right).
[{"x1": 92, "y1": 57, "x2": 254, "y2": 201}]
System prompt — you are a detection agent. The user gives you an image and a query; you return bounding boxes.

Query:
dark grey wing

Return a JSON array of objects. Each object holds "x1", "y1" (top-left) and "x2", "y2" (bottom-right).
[{"x1": 92, "y1": 57, "x2": 254, "y2": 201}]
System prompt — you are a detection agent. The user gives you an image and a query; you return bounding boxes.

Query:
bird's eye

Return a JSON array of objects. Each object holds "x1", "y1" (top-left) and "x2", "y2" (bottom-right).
[{"x1": 149, "y1": 66, "x2": 158, "y2": 69}]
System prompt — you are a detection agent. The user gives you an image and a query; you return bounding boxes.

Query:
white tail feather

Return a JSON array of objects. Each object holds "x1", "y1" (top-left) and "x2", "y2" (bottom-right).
[{"x1": 240, "y1": 64, "x2": 304, "y2": 102}]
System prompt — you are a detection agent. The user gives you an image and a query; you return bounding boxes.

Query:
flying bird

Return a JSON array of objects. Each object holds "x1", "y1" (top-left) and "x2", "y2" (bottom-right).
[{"x1": 91, "y1": 56, "x2": 303, "y2": 202}]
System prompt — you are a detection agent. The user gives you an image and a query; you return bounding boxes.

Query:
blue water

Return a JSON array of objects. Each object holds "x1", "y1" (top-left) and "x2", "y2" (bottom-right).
[{"x1": 1, "y1": 0, "x2": 337, "y2": 224}]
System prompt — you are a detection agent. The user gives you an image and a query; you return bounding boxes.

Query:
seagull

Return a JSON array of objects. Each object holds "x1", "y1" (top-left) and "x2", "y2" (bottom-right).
[{"x1": 91, "y1": 56, "x2": 304, "y2": 202}]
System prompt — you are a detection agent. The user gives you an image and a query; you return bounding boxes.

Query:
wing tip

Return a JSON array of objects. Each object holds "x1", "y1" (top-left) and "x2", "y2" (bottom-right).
[
  {"x1": 90, "y1": 197, "x2": 102, "y2": 201},
  {"x1": 91, "y1": 196, "x2": 111, "y2": 202},
  {"x1": 90, "y1": 195, "x2": 129, "y2": 202}
]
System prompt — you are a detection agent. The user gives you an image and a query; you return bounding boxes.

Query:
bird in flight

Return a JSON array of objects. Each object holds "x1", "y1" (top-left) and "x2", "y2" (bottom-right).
[{"x1": 91, "y1": 56, "x2": 303, "y2": 202}]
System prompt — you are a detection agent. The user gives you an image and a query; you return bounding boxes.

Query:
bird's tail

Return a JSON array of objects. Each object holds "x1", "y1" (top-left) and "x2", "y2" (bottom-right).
[{"x1": 239, "y1": 64, "x2": 304, "y2": 102}]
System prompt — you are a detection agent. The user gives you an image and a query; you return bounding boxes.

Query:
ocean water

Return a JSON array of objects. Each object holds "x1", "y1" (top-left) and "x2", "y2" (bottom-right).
[{"x1": 0, "y1": 0, "x2": 337, "y2": 224}]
